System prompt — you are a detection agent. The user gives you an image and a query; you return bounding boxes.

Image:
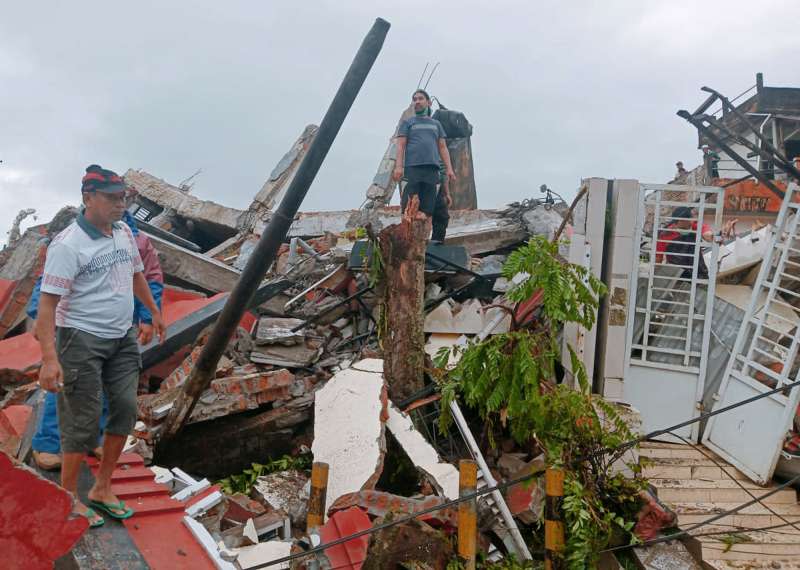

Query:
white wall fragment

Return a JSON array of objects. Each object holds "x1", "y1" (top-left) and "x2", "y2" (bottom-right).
[
  {"x1": 311, "y1": 358, "x2": 386, "y2": 516},
  {"x1": 386, "y1": 405, "x2": 460, "y2": 500},
  {"x1": 235, "y1": 541, "x2": 293, "y2": 570}
]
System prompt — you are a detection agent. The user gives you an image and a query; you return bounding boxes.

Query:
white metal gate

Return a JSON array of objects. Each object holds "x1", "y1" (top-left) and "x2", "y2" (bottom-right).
[
  {"x1": 703, "y1": 183, "x2": 800, "y2": 484},
  {"x1": 623, "y1": 184, "x2": 723, "y2": 441}
]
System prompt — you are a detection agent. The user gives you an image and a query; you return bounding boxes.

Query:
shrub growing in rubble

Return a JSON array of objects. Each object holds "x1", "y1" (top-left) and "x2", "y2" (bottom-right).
[{"x1": 434, "y1": 235, "x2": 647, "y2": 568}]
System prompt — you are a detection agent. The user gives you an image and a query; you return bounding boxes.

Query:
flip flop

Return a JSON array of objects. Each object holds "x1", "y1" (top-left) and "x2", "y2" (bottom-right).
[
  {"x1": 89, "y1": 499, "x2": 134, "y2": 520},
  {"x1": 74, "y1": 507, "x2": 105, "y2": 528}
]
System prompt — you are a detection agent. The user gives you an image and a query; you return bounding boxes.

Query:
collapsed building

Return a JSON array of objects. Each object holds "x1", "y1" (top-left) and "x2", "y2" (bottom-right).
[{"x1": 2, "y1": 26, "x2": 800, "y2": 569}]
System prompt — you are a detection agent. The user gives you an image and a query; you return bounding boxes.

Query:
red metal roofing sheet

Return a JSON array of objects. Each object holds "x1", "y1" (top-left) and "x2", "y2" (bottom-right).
[
  {"x1": 319, "y1": 507, "x2": 371, "y2": 570},
  {"x1": 0, "y1": 451, "x2": 87, "y2": 569}
]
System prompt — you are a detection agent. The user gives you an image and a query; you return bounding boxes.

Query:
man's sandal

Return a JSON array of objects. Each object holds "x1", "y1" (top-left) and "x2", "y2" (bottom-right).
[
  {"x1": 75, "y1": 507, "x2": 105, "y2": 528},
  {"x1": 89, "y1": 499, "x2": 134, "y2": 520}
]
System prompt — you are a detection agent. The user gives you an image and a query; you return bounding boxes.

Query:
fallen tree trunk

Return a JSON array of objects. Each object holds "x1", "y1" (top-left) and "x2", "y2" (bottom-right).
[{"x1": 379, "y1": 196, "x2": 429, "y2": 402}]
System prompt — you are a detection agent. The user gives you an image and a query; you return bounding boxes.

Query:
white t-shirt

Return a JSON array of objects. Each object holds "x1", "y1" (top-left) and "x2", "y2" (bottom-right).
[{"x1": 41, "y1": 214, "x2": 144, "y2": 339}]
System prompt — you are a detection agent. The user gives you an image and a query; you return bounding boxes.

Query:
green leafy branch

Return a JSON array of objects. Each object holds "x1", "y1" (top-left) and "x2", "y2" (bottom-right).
[
  {"x1": 218, "y1": 453, "x2": 312, "y2": 495},
  {"x1": 432, "y1": 235, "x2": 648, "y2": 567}
]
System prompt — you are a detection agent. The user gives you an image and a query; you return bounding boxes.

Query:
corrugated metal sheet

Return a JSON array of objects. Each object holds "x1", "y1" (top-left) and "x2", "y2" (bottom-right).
[{"x1": 637, "y1": 282, "x2": 800, "y2": 439}]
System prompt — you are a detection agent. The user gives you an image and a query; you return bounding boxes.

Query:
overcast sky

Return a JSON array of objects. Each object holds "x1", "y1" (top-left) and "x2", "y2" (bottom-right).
[{"x1": 2, "y1": 1, "x2": 799, "y2": 245}]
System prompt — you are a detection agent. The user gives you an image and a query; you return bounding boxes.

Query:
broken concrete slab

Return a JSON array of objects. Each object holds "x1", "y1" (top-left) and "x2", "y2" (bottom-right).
[
  {"x1": 706, "y1": 224, "x2": 772, "y2": 278},
  {"x1": 632, "y1": 540, "x2": 703, "y2": 570},
  {"x1": 250, "y1": 338, "x2": 323, "y2": 368},
  {"x1": 362, "y1": 105, "x2": 414, "y2": 207},
  {"x1": 147, "y1": 232, "x2": 242, "y2": 293},
  {"x1": 424, "y1": 333, "x2": 465, "y2": 368},
  {"x1": 0, "y1": 227, "x2": 44, "y2": 281},
  {"x1": 254, "y1": 317, "x2": 307, "y2": 345},
  {"x1": 475, "y1": 254, "x2": 506, "y2": 276},
  {"x1": 385, "y1": 404, "x2": 459, "y2": 500},
  {"x1": 424, "y1": 298, "x2": 510, "y2": 336},
  {"x1": 210, "y1": 369, "x2": 294, "y2": 397},
  {"x1": 242, "y1": 518, "x2": 258, "y2": 546},
  {"x1": 444, "y1": 217, "x2": 528, "y2": 255},
  {"x1": 124, "y1": 169, "x2": 246, "y2": 238},
  {"x1": 311, "y1": 358, "x2": 386, "y2": 515},
  {"x1": 249, "y1": 125, "x2": 319, "y2": 223},
  {"x1": 283, "y1": 206, "x2": 528, "y2": 250},
  {"x1": 521, "y1": 204, "x2": 563, "y2": 240},
  {"x1": 141, "y1": 369, "x2": 294, "y2": 429},
  {"x1": 252, "y1": 470, "x2": 309, "y2": 527},
  {"x1": 424, "y1": 299, "x2": 482, "y2": 334}
]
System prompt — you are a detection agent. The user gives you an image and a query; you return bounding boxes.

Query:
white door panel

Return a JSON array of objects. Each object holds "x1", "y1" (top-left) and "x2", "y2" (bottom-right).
[
  {"x1": 703, "y1": 183, "x2": 800, "y2": 484},
  {"x1": 624, "y1": 184, "x2": 723, "y2": 442}
]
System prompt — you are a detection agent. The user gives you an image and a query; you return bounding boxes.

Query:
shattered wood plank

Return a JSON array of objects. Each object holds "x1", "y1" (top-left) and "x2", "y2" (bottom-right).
[
  {"x1": 124, "y1": 169, "x2": 246, "y2": 233},
  {"x1": 248, "y1": 125, "x2": 319, "y2": 225},
  {"x1": 311, "y1": 359, "x2": 386, "y2": 516},
  {"x1": 146, "y1": 231, "x2": 241, "y2": 293},
  {"x1": 379, "y1": 202, "x2": 428, "y2": 402}
]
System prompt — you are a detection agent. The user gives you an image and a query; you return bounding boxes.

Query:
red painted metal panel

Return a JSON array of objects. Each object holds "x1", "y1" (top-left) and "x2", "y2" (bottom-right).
[
  {"x1": 0, "y1": 451, "x2": 87, "y2": 569},
  {"x1": 0, "y1": 332, "x2": 41, "y2": 375},
  {"x1": 0, "y1": 279, "x2": 15, "y2": 314},
  {"x1": 319, "y1": 507, "x2": 371, "y2": 570},
  {"x1": 514, "y1": 289, "x2": 544, "y2": 328},
  {"x1": 86, "y1": 453, "x2": 216, "y2": 569}
]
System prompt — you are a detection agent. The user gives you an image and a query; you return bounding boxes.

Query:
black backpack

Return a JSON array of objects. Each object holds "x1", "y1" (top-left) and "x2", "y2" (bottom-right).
[{"x1": 432, "y1": 108, "x2": 473, "y2": 139}]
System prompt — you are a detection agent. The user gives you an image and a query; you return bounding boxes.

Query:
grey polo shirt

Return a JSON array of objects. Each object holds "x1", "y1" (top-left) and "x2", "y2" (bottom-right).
[
  {"x1": 41, "y1": 213, "x2": 144, "y2": 339},
  {"x1": 398, "y1": 116, "x2": 447, "y2": 168}
]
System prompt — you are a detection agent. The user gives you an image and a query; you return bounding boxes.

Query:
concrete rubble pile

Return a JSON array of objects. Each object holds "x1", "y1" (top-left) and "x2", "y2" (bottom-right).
[{"x1": 0, "y1": 124, "x2": 571, "y2": 567}]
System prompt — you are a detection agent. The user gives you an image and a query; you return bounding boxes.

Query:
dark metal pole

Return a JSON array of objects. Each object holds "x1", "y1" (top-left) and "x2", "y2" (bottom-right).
[{"x1": 160, "y1": 17, "x2": 391, "y2": 441}]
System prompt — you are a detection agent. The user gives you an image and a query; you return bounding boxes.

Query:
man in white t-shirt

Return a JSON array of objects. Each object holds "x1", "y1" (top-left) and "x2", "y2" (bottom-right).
[{"x1": 36, "y1": 165, "x2": 165, "y2": 528}]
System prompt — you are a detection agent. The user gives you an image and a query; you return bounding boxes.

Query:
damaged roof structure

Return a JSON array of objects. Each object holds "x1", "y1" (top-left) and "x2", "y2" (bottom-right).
[{"x1": 3, "y1": 15, "x2": 800, "y2": 569}]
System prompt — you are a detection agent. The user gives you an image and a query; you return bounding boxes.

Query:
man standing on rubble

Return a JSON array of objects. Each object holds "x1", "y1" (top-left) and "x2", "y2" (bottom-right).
[
  {"x1": 392, "y1": 89, "x2": 455, "y2": 241},
  {"x1": 36, "y1": 165, "x2": 165, "y2": 528},
  {"x1": 29, "y1": 186, "x2": 164, "y2": 471}
]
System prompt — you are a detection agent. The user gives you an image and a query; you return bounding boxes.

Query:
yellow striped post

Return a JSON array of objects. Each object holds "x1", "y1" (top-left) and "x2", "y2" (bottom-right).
[
  {"x1": 458, "y1": 459, "x2": 478, "y2": 570},
  {"x1": 545, "y1": 467, "x2": 565, "y2": 570},
  {"x1": 306, "y1": 462, "x2": 329, "y2": 532}
]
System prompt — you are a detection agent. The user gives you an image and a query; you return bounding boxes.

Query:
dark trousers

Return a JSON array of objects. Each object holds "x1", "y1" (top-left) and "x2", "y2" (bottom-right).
[{"x1": 401, "y1": 166, "x2": 450, "y2": 242}]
